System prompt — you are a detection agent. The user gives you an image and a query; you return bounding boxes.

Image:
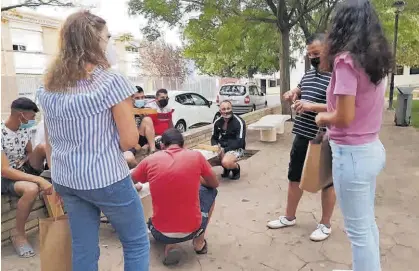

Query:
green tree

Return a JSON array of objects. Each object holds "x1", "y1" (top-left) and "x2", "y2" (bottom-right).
[
  {"x1": 183, "y1": 11, "x2": 282, "y2": 78},
  {"x1": 373, "y1": 0, "x2": 419, "y2": 67}
]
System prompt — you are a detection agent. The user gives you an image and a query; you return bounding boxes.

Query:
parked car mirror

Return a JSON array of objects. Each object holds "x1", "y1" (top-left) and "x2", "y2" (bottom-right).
[
  {"x1": 260, "y1": 93, "x2": 265, "y2": 96},
  {"x1": 208, "y1": 101, "x2": 213, "y2": 107}
]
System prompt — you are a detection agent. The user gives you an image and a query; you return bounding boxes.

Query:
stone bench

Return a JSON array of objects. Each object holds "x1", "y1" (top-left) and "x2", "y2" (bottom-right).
[{"x1": 248, "y1": 114, "x2": 291, "y2": 142}]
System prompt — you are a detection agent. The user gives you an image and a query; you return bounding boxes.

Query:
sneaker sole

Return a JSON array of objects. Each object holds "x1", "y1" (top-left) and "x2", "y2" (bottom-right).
[
  {"x1": 267, "y1": 223, "x2": 296, "y2": 229},
  {"x1": 309, "y1": 234, "x2": 331, "y2": 242}
]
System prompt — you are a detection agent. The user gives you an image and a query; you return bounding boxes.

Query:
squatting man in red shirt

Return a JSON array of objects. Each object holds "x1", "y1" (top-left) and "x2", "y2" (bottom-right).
[
  {"x1": 131, "y1": 128, "x2": 219, "y2": 266},
  {"x1": 211, "y1": 100, "x2": 246, "y2": 180}
]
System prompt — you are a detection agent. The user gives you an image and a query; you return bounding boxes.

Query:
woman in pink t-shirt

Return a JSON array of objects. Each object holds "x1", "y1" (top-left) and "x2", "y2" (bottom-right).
[{"x1": 315, "y1": 1, "x2": 392, "y2": 270}]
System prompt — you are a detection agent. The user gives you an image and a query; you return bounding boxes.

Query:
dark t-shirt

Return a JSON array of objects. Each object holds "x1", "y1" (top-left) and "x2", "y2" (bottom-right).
[{"x1": 292, "y1": 69, "x2": 331, "y2": 139}]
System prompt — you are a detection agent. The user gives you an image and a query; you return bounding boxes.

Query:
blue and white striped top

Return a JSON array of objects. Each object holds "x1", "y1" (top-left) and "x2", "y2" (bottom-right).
[{"x1": 38, "y1": 67, "x2": 137, "y2": 190}]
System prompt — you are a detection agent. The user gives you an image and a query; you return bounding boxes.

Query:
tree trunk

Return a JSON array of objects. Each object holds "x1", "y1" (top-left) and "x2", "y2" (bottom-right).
[{"x1": 280, "y1": 29, "x2": 291, "y2": 115}]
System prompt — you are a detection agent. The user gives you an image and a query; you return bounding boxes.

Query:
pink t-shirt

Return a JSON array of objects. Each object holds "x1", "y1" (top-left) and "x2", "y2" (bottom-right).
[{"x1": 326, "y1": 53, "x2": 386, "y2": 145}]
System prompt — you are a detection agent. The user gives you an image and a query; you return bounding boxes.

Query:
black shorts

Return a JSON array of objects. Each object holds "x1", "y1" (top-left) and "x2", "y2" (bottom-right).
[
  {"x1": 288, "y1": 134, "x2": 310, "y2": 182},
  {"x1": 288, "y1": 135, "x2": 333, "y2": 189},
  {"x1": 147, "y1": 185, "x2": 218, "y2": 244},
  {"x1": 128, "y1": 136, "x2": 149, "y2": 155},
  {"x1": 1, "y1": 162, "x2": 42, "y2": 197}
]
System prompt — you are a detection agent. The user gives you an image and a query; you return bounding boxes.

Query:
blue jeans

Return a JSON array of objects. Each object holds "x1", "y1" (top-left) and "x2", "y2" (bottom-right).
[
  {"x1": 54, "y1": 176, "x2": 150, "y2": 271},
  {"x1": 330, "y1": 139, "x2": 385, "y2": 271}
]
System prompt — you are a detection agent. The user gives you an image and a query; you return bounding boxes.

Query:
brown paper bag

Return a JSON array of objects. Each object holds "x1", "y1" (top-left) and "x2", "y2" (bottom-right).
[
  {"x1": 299, "y1": 133, "x2": 333, "y2": 193},
  {"x1": 39, "y1": 199, "x2": 72, "y2": 271}
]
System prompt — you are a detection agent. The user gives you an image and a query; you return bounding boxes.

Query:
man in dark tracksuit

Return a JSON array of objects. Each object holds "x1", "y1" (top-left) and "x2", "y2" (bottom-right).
[{"x1": 211, "y1": 100, "x2": 246, "y2": 180}]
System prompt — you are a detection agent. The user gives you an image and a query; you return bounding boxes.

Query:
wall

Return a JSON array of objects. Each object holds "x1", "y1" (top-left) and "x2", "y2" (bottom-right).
[
  {"x1": 1, "y1": 11, "x2": 61, "y2": 120},
  {"x1": 0, "y1": 105, "x2": 281, "y2": 245},
  {"x1": 1, "y1": 195, "x2": 47, "y2": 245}
]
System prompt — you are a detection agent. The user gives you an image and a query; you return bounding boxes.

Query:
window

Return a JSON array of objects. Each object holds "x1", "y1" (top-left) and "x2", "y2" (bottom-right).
[
  {"x1": 248, "y1": 85, "x2": 258, "y2": 95},
  {"x1": 219, "y1": 85, "x2": 246, "y2": 96},
  {"x1": 176, "y1": 94, "x2": 194, "y2": 105},
  {"x1": 410, "y1": 66, "x2": 419, "y2": 75},
  {"x1": 125, "y1": 46, "x2": 139, "y2": 53},
  {"x1": 269, "y1": 80, "x2": 276, "y2": 87},
  {"x1": 190, "y1": 94, "x2": 207, "y2": 106},
  {"x1": 395, "y1": 65, "x2": 404, "y2": 75},
  {"x1": 12, "y1": 44, "x2": 26, "y2": 52}
]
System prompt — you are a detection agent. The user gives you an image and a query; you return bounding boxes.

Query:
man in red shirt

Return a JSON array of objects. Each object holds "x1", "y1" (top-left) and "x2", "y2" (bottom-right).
[{"x1": 131, "y1": 128, "x2": 219, "y2": 266}]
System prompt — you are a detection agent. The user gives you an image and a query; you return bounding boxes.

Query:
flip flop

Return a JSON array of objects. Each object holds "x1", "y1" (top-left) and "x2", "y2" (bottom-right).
[
  {"x1": 194, "y1": 239, "x2": 208, "y2": 255},
  {"x1": 163, "y1": 248, "x2": 182, "y2": 266},
  {"x1": 12, "y1": 238, "x2": 35, "y2": 258}
]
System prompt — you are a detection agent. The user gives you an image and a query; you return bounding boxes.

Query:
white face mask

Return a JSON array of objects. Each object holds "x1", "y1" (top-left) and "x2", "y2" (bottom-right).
[{"x1": 105, "y1": 41, "x2": 118, "y2": 66}]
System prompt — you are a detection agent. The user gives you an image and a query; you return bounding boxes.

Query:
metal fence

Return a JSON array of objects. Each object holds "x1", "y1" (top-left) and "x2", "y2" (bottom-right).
[{"x1": 128, "y1": 75, "x2": 219, "y2": 101}]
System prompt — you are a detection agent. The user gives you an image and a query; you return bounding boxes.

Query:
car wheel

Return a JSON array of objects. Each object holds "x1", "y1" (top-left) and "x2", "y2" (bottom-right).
[
  {"x1": 252, "y1": 105, "x2": 256, "y2": 112},
  {"x1": 213, "y1": 112, "x2": 221, "y2": 122},
  {"x1": 265, "y1": 101, "x2": 268, "y2": 107},
  {"x1": 175, "y1": 120, "x2": 187, "y2": 133}
]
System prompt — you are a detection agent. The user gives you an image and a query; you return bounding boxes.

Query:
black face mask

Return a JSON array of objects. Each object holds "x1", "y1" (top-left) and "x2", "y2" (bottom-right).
[
  {"x1": 158, "y1": 99, "x2": 168, "y2": 108},
  {"x1": 310, "y1": 57, "x2": 320, "y2": 69}
]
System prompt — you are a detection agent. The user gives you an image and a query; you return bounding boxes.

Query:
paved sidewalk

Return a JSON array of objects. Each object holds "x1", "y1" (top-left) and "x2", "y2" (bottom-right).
[{"x1": 2, "y1": 111, "x2": 419, "y2": 271}]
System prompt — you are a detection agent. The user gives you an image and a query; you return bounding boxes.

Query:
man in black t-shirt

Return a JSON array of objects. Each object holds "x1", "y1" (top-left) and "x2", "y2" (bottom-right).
[{"x1": 267, "y1": 34, "x2": 336, "y2": 242}]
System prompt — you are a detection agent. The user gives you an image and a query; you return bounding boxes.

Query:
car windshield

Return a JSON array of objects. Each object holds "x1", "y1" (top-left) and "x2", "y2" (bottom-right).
[{"x1": 219, "y1": 85, "x2": 246, "y2": 96}]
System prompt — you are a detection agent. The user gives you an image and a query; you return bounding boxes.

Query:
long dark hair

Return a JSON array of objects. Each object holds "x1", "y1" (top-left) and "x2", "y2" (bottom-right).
[{"x1": 321, "y1": 0, "x2": 392, "y2": 85}]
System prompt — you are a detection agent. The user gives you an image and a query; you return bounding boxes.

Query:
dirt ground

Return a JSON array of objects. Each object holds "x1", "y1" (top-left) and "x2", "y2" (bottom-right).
[{"x1": 2, "y1": 110, "x2": 419, "y2": 271}]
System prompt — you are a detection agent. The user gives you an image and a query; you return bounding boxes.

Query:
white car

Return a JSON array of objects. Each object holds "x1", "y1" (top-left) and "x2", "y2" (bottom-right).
[
  {"x1": 146, "y1": 91, "x2": 220, "y2": 133},
  {"x1": 216, "y1": 83, "x2": 267, "y2": 114}
]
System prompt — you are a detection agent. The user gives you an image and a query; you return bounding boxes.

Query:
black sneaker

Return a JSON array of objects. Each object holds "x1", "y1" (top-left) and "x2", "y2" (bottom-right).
[
  {"x1": 231, "y1": 164, "x2": 240, "y2": 180},
  {"x1": 221, "y1": 167, "x2": 231, "y2": 178}
]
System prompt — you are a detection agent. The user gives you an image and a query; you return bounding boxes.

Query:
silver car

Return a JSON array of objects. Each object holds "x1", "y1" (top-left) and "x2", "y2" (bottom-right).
[{"x1": 216, "y1": 83, "x2": 267, "y2": 115}]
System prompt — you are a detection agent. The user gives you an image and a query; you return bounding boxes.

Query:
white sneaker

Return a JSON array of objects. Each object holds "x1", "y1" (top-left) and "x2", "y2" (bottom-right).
[
  {"x1": 267, "y1": 216, "x2": 296, "y2": 229},
  {"x1": 310, "y1": 224, "x2": 332, "y2": 241}
]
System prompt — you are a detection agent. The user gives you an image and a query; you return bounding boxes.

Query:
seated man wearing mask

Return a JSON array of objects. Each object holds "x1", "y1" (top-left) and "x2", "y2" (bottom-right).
[
  {"x1": 132, "y1": 128, "x2": 219, "y2": 266},
  {"x1": 145, "y1": 88, "x2": 174, "y2": 135},
  {"x1": 124, "y1": 86, "x2": 157, "y2": 168},
  {"x1": 1, "y1": 98, "x2": 52, "y2": 257},
  {"x1": 211, "y1": 100, "x2": 246, "y2": 180}
]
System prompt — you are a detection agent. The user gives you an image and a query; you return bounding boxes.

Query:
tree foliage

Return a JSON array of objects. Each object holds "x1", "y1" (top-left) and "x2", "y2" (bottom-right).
[
  {"x1": 373, "y1": 0, "x2": 419, "y2": 67},
  {"x1": 183, "y1": 10, "x2": 282, "y2": 78},
  {"x1": 137, "y1": 40, "x2": 190, "y2": 81},
  {"x1": 1, "y1": 0, "x2": 73, "y2": 12}
]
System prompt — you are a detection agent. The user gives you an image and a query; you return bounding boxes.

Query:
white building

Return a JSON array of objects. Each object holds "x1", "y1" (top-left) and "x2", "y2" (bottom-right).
[
  {"x1": 1, "y1": 10, "x2": 61, "y2": 119},
  {"x1": 112, "y1": 35, "x2": 141, "y2": 77}
]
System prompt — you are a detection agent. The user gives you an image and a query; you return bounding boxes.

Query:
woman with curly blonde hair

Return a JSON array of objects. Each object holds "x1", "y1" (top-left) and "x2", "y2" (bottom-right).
[{"x1": 38, "y1": 11, "x2": 149, "y2": 271}]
